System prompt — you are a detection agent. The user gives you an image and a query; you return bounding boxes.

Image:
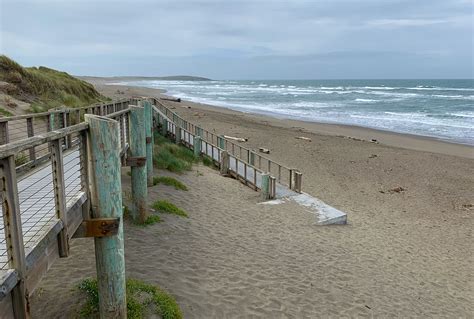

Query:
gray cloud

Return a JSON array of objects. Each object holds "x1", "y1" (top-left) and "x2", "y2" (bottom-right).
[{"x1": 1, "y1": 0, "x2": 472, "y2": 78}]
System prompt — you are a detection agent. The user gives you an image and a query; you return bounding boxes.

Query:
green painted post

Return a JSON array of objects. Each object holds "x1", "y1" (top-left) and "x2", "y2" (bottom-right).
[
  {"x1": 194, "y1": 136, "x2": 201, "y2": 157},
  {"x1": 218, "y1": 135, "x2": 225, "y2": 149},
  {"x1": 48, "y1": 112, "x2": 55, "y2": 131},
  {"x1": 261, "y1": 173, "x2": 270, "y2": 200},
  {"x1": 161, "y1": 118, "x2": 168, "y2": 136},
  {"x1": 85, "y1": 114, "x2": 127, "y2": 318},
  {"x1": 175, "y1": 125, "x2": 181, "y2": 144},
  {"x1": 195, "y1": 126, "x2": 203, "y2": 137},
  {"x1": 143, "y1": 101, "x2": 154, "y2": 186},
  {"x1": 128, "y1": 106, "x2": 148, "y2": 223},
  {"x1": 249, "y1": 151, "x2": 255, "y2": 166}
]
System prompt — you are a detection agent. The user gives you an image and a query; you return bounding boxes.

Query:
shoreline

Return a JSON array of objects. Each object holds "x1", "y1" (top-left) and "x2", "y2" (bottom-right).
[
  {"x1": 160, "y1": 90, "x2": 474, "y2": 148},
  {"x1": 96, "y1": 82, "x2": 473, "y2": 159}
]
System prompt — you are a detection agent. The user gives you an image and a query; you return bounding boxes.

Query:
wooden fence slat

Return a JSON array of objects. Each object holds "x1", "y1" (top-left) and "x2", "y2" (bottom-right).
[
  {"x1": 50, "y1": 139, "x2": 69, "y2": 257},
  {"x1": 0, "y1": 156, "x2": 28, "y2": 318}
]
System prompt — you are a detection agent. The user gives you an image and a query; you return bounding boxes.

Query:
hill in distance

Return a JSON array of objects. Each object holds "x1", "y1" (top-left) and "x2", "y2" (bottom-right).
[{"x1": 79, "y1": 75, "x2": 212, "y2": 82}]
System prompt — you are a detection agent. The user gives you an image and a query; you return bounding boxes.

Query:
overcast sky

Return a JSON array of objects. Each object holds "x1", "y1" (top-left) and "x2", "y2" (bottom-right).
[{"x1": 1, "y1": 0, "x2": 473, "y2": 79}]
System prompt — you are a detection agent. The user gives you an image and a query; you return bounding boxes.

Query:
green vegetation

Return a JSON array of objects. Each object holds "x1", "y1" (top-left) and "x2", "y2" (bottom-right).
[
  {"x1": 141, "y1": 214, "x2": 162, "y2": 226},
  {"x1": 14, "y1": 153, "x2": 28, "y2": 166},
  {"x1": 77, "y1": 278, "x2": 182, "y2": 319},
  {"x1": 0, "y1": 55, "x2": 106, "y2": 113},
  {"x1": 0, "y1": 107, "x2": 13, "y2": 117},
  {"x1": 151, "y1": 200, "x2": 188, "y2": 218},
  {"x1": 202, "y1": 155, "x2": 217, "y2": 168},
  {"x1": 123, "y1": 205, "x2": 162, "y2": 226},
  {"x1": 153, "y1": 133, "x2": 198, "y2": 173},
  {"x1": 152, "y1": 176, "x2": 188, "y2": 191}
]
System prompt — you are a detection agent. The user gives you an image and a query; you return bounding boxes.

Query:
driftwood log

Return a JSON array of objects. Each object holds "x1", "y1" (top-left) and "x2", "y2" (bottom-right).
[
  {"x1": 160, "y1": 97, "x2": 181, "y2": 102},
  {"x1": 224, "y1": 135, "x2": 248, "y2": 142},
  {"x1": 295, "y1": 136, "x2": 312, "y2": 141}
]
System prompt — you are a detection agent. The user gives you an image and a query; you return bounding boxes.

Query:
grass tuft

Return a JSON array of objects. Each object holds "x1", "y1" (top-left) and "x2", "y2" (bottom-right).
[
  {"x1": 78, "y1": 278, "x2": 182, "y2": 319},
  {"x1": 202, "y1": 155, "x2": 215, "y2": 168},
  {"x1": 152, "y1": 176, "x2": 188, "y2": 191},
  {"x1": 142, "y1": 214, "x2": 162, "y2": 225},
  {"x1": 123, "y1": 205, "x2": 161, "y2": 226},
  {"x1": 153, "y1": 133, "x2": 198, "y2": 173},
  {"x1": 151, "y1": 200, "x2": 188, "y2": 218}
]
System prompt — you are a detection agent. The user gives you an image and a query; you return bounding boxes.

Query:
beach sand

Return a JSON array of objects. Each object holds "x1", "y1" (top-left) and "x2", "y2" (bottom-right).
[{"x1": 29, "y1": 82, "x2": 473, "y2": 318}]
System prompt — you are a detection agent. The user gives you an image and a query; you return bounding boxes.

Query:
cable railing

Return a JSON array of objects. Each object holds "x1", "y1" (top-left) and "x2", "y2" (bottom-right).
[{"x1": 0, "y1": 98, "x2": 131, "y2": 174}]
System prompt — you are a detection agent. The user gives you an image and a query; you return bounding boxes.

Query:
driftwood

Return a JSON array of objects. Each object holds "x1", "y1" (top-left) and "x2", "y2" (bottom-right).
[
  {"x1": 295, "y1": 136, "x2": 311, "y2": 141},
  {"x1": 224, "y1": 135, "x2": 248, "y2": 142},
  {"x1": 160, "y1": 97, "x2": 181, "y2": 102},
  {"x1": 259, "y1": 147, "x2": 270, "y2": 154}
]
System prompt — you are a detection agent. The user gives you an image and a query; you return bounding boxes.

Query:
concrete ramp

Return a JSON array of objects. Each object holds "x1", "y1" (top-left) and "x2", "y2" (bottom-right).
[{"x1": 261, "y1": 187, "x2": 347, "y2": 225}]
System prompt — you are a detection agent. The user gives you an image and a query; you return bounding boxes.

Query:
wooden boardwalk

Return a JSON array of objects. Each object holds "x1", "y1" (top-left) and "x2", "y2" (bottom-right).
[{"x1": 0, "y1": 149, "x2": 82, "y2": 270}]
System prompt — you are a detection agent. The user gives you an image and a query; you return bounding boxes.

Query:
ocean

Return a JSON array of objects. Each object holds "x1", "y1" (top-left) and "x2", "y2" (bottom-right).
[{"x1": 116, "y1": 79, "x2": 474, "y2": 145}]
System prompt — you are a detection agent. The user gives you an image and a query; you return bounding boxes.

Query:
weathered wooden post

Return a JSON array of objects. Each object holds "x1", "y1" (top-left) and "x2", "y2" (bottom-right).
[
  {"x1": 142, "y1": 101, "x2": 154, "y2": 187},
  {"x1": 218, "y1": 135, "x2": 225, "y2": 149},
  {"x1": 0, "y1": 156, "x2": 28, "y2": 318},
  {"x1": 220, "y1": 151, "x2": 229, "y2": 175},
  {"x1": 195, "y1": 126, "x2": 203, "y2": 137},
  {"x1": 50, "y1": 139, "x2": 69, "y2": 257},
  {"x1": 0, "y1": 121, "x2": 9, "y2": 145},
  {"x1": 161, "y1": 118, "x2": 168, "y2": 136},
  {"x1": 193, "y1": 136, "x2": 201, "y2": 157},
  {"x1": 261, "y1": 173, "x2": 270, "y2": 200},
  {"x1": 269, "y1": 176, "x2": 276, "y2": 199},
  {"x1": 85, "y1": 114, "x2": 127, "y2": 318},
  {"x1": 294, "y1": 171, "x2": 303, "y2": 193},
  {"x1": 128, "y1": 106, "x2": 148, "y2": 223},
  {"x1": 175, "y1": 125, "x2": 181, "y2": 144},
  {"x1": 48, "y1": 112, "x2": 55, "y2": 131},
  {"x1": 26, "y1": 117, "x2": 35, "y2": 161},
  {"x1": 65, "y1": 112, "x2": 72, "y2": 148},
  {"x1": 249, "y1": 151, "x2": 255, "y2": 166}
]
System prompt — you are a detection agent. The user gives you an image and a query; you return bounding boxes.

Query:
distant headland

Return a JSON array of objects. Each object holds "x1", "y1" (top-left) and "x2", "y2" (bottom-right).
[{"x1": 79, "y1": 75, "x2": 212, "y2": 82}]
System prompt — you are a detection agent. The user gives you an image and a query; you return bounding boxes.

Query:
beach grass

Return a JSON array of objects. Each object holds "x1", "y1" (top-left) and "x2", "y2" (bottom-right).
[
  {"x1": 77, "y1": 278, "x2": 182, "y2": 319},
  {"x1": 153, "y1": 176, "x2": 188, "y2": 190},
  {"x1": 0, "y1": 55, "x2": 107, "y2": 112},
  {"x1": 153, "y1": 133, "x2": 198, "y2": 173},
  {"x1": 151, "y1": 200, "x2": 188, "y2": 218},
  {"x1": 123, "y1": 205, "x2": 162, "y2": 226}
]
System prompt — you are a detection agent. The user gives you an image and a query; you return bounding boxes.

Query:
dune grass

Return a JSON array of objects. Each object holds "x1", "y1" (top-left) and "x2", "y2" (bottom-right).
[
  {"x1": 153, "y1": 133, "x2": 199, "y2": 173},
  {"x1": 0, "y1": 55, "x2": 107, "y2": 112},
  {"x1": 77, "y1": 278, "x2": 182, "y2": 319},
  {"x1": 123, "y1": 205, "x2": 162, "y2": 226},
  {"x1": 152, "y1": 176, "x2": 188, "y2": 191},
  {"x1": 151, "y1": 200, "x2": 188, "y2": 218}
]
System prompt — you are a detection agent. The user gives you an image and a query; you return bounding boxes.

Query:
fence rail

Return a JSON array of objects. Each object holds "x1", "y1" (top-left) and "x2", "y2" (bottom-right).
[{"x1": 150, "y1": 97, "x2": 302, "y2": 191}]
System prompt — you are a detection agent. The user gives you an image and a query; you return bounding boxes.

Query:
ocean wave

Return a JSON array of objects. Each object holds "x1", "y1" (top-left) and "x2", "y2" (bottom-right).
[{"x1": 355, "y1": 98, "x2": 377, "y2": 103}]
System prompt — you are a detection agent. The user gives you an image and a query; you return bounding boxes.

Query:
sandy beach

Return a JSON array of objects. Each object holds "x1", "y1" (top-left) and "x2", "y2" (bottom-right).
[{"x1": 30, "y1": 81, "x2": 474, "y2": 318}]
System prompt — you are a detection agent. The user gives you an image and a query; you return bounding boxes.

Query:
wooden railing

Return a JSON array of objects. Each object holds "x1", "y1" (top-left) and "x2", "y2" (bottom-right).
[
  {"x1": 0, "y1": 102, "x2": 133, "y2": 318},
  {"x1": 150, "y1": 98, "x2": 302, "y2": 192}
]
